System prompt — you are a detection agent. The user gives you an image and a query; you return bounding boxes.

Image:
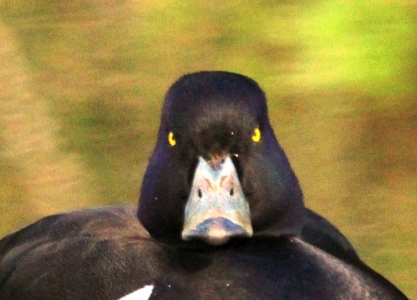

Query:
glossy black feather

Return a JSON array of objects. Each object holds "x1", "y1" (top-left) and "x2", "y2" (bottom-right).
[{"x1": 0, "y1": 207, "x2": 405, "y2": 300}]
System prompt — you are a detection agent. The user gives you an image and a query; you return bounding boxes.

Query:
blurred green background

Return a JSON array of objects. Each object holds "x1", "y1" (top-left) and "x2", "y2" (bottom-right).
[{"x1": 0, "y1": 0, "x2": 415, "y2": 297}]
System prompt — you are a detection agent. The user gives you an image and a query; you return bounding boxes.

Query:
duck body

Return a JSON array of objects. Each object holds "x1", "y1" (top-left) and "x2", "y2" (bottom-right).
[
  {"x1": 0, "y1": 71, "x2": 407, "y2": 299},
  {"x1": 0, "y1": 206, "x2": 405, "y2": 300}
]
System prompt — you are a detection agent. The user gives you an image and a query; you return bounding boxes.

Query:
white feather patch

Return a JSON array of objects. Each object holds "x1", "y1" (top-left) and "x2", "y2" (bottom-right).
[{"x1": 118, "y1": 285, "x2": 154, "y2": 300}]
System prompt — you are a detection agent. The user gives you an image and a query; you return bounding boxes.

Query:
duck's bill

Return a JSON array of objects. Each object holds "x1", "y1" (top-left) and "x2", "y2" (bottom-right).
[{"x1": 181, "y1": 156, "x2": 253, "y2": 246}]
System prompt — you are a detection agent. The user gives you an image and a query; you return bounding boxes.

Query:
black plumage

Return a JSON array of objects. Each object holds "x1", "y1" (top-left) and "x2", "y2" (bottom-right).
[{"x1": 0, "y1": 71, "x2": 407, "y2": 299}]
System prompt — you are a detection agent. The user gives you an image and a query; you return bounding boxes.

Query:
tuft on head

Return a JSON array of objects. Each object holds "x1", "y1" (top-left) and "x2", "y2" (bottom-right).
[{"x1": 162, "y1": 71, "x2": 268, "y2": 129}]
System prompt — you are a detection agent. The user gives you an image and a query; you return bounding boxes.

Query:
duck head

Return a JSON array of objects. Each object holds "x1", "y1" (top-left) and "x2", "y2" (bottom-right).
[{"x1": 138, "y1": 71, "x2": 304, "y2": 246}]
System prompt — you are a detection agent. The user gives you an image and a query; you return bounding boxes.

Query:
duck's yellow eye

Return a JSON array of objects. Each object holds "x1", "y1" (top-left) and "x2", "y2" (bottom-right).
[
  {"x1": 252, "y1": 128, "x2": 261, "y2": 142},
  {"x1": 168, "y1": 131, "x2": 176, "y2": 146}
]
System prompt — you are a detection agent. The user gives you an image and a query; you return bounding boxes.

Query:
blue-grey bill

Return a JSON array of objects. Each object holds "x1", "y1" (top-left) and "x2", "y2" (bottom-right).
[{"x1": 182, "y1": 156, "x2": 253, "y2": 245}]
